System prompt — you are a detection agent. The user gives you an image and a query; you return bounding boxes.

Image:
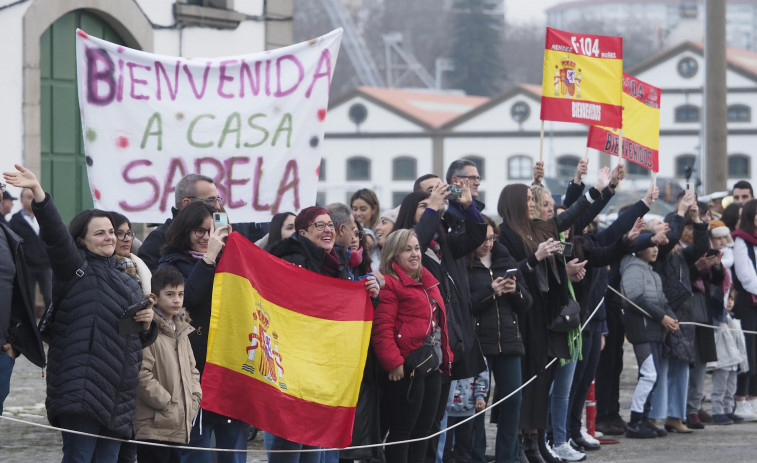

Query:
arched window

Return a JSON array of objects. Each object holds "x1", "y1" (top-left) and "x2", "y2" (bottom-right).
[
  {"x1": 346, "y1": 156, "x2": 371, "y2": 181},
  {"x1": 463, "y1": 155, "x2": 486, "y2": 180},
  {"x1": 729, "y1": 154, "x2": 751, "y2": 178},
  {"x1": 675, "y1": 154, "x2": 696, "y2": 178},
  {"x1": 626, "y1": 162, "x2": 650, "y2": 177},
  {"x1": 728, "y1": 104, "x2": 751, "y2": 122},
  {"x1": 318, "y1": 159, "x2": 326, "y2": 181},
  {"x1": 675, "y1": 105, "x2": 700, "y2": 123},
  {"x1": 508, "y1": 155, "x2": 532, "y2": 180},
  {"x1": 393, "y1": 156, "x2": 417, "y2": 180},
  {"x1": 556, "y1": 155, "x2": 580, "y2": 179}
]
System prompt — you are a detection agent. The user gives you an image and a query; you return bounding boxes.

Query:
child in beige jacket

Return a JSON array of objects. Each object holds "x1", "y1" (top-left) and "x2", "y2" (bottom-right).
[{"x1": 135, "y1": 267, "x2": 202, "y2": 462}]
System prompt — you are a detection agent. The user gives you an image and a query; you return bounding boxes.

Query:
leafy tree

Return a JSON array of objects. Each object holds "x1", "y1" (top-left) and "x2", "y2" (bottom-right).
[{"x1": 448, "y1": 0, "x2": 506, "y2": 96}]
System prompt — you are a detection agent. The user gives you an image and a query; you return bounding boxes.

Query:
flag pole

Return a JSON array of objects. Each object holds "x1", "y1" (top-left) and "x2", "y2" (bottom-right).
[{"x1": 539, "y1": 120, "x2": 545, "y2": 163}]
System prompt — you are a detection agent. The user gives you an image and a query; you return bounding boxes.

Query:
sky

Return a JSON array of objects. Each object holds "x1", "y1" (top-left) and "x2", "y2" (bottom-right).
[{"x1": 506, "y1": 0, "x2": 564, "y2": 24}]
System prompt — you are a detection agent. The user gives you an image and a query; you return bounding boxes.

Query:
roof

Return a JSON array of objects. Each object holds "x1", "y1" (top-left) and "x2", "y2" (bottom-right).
[
  {"x1": 628, "y1": 41, "x2": 757, "y2": 82},
  {"x1": 353, "y1": 87, "x2": 489, "y2": 129},
  {"x1": 439, "y1": 84, "x2": 542, "y2": 129}
]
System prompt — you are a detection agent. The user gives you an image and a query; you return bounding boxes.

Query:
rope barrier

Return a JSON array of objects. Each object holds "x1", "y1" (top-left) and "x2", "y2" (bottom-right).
[
  {"x1": 0, "y1": 295, "x2": 608, "y2": 454},
  {"x1": 606, "y1": 285, "x2": 757, "y2": 335}
]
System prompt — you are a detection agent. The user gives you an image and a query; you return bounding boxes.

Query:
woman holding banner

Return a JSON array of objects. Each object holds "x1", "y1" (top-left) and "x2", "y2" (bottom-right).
[{"x1": 158, "y1": 202, "x2": 247, "y2": 463}]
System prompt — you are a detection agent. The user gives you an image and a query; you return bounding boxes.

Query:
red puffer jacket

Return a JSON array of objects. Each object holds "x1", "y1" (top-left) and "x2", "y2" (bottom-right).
[{"x1": 372, "y1": 262, "x2": 452, "y2": 374}]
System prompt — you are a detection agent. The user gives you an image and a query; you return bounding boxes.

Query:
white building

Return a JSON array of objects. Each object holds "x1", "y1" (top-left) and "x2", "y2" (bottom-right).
[
  {"x1": 545, "y1": 0, "x2": 757, "y2": 51},
  {"x1": 0, "y1": 0, "x2": 292, "y2": 222},
  {"x1": 321, "y1": 41, "x2": 757, "y2": 218}
]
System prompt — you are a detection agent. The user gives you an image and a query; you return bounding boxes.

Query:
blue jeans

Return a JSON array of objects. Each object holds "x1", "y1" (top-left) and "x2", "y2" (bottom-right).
[
  {"x1": 567, "y1": 319, "x2": 603, "y2": 440},
  {"x1": 0, "y1": 351, "x2": 15, "y2": 415},
  {"x1": 435, "y1": 411, "x2": 447, "y2": 463},
  {"x1": 487, "y1": 355, "x2": 522, "y2": 463},
  {"x1": 549, "y1": 359, "x2": 577, "y2": 446},
  {"x1": 59, "y1": 414, "x2": 121, "y2": 463},
  {"x1": 180, "y1": 413, "x2": 249, "y2": 463},
  {"x1": 650, "y1": 356, "x2": 689, "y2": 420},
  {"x1": 263, "y1": 432, "x2": 324, "y2": 463}
]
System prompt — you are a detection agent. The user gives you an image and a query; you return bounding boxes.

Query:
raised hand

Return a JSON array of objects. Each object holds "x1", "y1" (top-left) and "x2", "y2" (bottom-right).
[
  {"x1": 594, "y1": 166, "x2": 611, "y2": 192},
  {"x1": 642, "y1": 184, "x2": 659, "y2": 206},
  {"x1": 428, "y1": 181, "x2": 451, "y2": 211},
  {"x1": 574, "y1": 159, "x2": 588, "y2": 184},
  {"x1": 3, "y1": 164, "x2": 45, "y2": 202},
  {"x1": 533, "y1": 161, "x2": 545, "y2": 186}
]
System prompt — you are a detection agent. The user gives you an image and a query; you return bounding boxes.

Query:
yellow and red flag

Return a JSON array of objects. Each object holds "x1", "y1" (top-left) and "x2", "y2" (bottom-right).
[
  {"x1": 541, "y1": 27, "x2": 623, "y2": 128},
  {"x1": 201, "y1": 232, "x2": 373, "y2": 448},
  {"x1": 587, "y1": 74, "x2": 661, "y2": 172}
]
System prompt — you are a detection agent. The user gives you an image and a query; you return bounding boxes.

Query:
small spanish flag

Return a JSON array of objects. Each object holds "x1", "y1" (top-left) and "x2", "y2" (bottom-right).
[
  {"x1": 201, "y1": 232, "x2": 373, "y2": 448},
  {"x1": 587, "y1": 74, "x2": 661, "y2": 172},
  {"x1": 541, "y1": 27, "x2": 623, "y2": 128}
]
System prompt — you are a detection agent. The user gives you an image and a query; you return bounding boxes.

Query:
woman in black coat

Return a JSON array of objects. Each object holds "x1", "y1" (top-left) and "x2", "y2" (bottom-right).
[
  {"x1": 158, "y1": 201, "x2": 249, "y2": 463},
  {"x1": 4, "y1": 165, "x2": 157, "y2": 462},
  {"x1": 469, "y1": 215, "x2": 532, "y2": 463},
  {"x1": 496, "y1": 168, "x2": 609, "y2": 461}
]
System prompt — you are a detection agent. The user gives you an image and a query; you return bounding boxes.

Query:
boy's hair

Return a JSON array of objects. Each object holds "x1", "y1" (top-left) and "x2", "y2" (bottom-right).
[{"x1": 151, "y1": 267, "x2": 185, "y2": 294}]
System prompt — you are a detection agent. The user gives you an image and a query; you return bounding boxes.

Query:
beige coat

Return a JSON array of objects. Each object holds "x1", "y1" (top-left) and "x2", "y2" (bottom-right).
[{"x1": 135, "y1": 311, "x2": 201, "y2": 443}]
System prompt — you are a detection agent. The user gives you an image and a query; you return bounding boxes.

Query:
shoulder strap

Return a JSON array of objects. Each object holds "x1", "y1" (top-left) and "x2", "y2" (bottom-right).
[
  {"x1": 560, "y1": 232, "x2": 576, "y2": 301},
  {"x1": 54, "y1": 259, "x2": 89, "y2": 308}
]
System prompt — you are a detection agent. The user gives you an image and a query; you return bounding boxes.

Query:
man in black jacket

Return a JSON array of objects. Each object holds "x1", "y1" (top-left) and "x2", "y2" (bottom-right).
[
  {"x1": 0, "y1": 184, "x2": 46, "y2": 415},
  {"x1": 10, "y1": 188, "x2": 52, "y2": 316}
]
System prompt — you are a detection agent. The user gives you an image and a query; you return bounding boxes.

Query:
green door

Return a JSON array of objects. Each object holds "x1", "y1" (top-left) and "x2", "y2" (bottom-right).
[{"x1": 40, "y1": 11, "x2": 127, "y2": 223}]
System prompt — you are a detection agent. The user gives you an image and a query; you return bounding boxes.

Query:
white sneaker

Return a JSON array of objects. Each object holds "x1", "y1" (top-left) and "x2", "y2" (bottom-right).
[
  {"x1": 553, "y1": 442, "x2": 586, "y2": 462},
  {"x1": 734, "y1": 400, "x2": 757, "y2": 422},
  {"x1": 581, "y1": 430, "x2": 601, "y2": 446},
  {"x1": 748, "y1": 398, "x2": 757, "y2": 413}
]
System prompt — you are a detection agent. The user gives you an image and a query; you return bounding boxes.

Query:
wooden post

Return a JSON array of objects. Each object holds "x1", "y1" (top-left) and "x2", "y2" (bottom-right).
[{"x1": 539, "y1": 120, "x2": 545, "y2": 163}]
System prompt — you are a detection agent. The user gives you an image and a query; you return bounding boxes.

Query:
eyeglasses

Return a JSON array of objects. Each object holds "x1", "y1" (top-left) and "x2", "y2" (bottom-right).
[
  {"x1": 309, "y1": 221, "x2": 335, "y2": 231},
  {"x1": 116, "y1": 231, "x2": 136, "y2": 241},
  {"x1": 193, "y1": 228, "x2": 211, "y2": 238},
  {"x1": 458, "y1": 175, "x2": 481, "y2": 182},
  {"x1": 353, "y1": 229, "x2": 365, "y2": 239},
  {"x1": 484, "y1": 235, "x2": 497, "y2": 242},
  {"x1": 189, "y1": 196, "x2": 223, "y2": 205}
]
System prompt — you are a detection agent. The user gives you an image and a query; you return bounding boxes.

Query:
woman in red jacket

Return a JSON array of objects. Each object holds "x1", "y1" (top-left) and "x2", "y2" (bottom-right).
[{"x1": 372, "y1": 228, "x2": 452, "y2": 463}]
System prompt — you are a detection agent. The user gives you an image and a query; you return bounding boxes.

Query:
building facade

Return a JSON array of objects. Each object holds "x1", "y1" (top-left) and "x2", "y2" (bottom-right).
[{"x1": 321, "y1": 41, "x2": 757, "y2": 218}]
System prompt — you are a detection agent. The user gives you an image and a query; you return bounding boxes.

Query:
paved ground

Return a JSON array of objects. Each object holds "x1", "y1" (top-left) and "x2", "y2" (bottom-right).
[{"x1": 2, "y1": 342, "x2": 757, "y2": 462}]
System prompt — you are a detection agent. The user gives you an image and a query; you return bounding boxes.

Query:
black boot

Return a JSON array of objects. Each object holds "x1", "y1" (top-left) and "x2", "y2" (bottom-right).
[
  {"x1": 519, "y1": 435, "x2": 530, "y2": 463},
  {"x1": 537, "y1": 429, "x2": 562, "y2": 463},
  {"x1": 523, "y1": 433, "x2": 546, "y2": 463}
]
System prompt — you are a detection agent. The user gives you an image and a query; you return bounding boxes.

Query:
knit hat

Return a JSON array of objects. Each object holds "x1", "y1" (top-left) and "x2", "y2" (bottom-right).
[
  {"x1": 380, "y1": 206, "x2": 400, "y2": 224},
  {"x1": 709, "y1": 219, "x2": 734, "y2": 246},
  {"x1": 294, "y1": 206, "x2": 330, "y2": 232}
]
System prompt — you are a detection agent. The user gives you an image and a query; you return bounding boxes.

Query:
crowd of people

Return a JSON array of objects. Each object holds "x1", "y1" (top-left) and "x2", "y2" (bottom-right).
[{"x1": 1, "y1": 158, "x2": 756, "y2": 463}]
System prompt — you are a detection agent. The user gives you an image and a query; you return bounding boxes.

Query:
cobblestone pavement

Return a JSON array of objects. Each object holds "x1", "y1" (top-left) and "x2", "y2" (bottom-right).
[{"x1": 2, "y1": 343, "x2": 757, "y2": 462}]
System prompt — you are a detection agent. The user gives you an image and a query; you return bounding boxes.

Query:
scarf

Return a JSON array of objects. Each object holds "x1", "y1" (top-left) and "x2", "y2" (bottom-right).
[
  {"x1": 561, "y1": 232, "x2": 582, "y2": 366},
  {"x1": 321, "y1": 248, "x2": 343, "y2": 278},
  {"x1": 116, "y1": 256, "x2": 139, "y2": 281},
  {"x1": 732, "y1": 229, "x2": 757, "y2": 246},
  {"x1": 189, "y1": 250, "x2": 206, "y2": 260},
  {"x1": 349, "y1": 247, "x2": 364, "y2": 269}
]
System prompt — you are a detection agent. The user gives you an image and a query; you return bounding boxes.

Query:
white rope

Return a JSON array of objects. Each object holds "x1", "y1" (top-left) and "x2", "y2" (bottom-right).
[
  {"x1": 0, "y1": 294, "x2": 607, "y2": 453},
  {"x1": 607, "y1": 285, "x2": 757, "y2": 335}
]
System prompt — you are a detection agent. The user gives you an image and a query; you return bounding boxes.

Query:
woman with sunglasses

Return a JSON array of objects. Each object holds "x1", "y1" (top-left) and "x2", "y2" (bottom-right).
[{"x1": 159, "y1": 201, "x2": 248, "y2": 463}]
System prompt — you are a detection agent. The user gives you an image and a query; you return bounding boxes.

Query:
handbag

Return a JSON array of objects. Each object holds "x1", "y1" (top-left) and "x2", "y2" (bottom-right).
[
  {"x1": 548, "y1": 299, "x2": 581, "y2": 332},
  {"x1": 404, "y1": 344, "x2": 439, "y2": 379},
  {"x1": 39, "y1": 261, "x2": 88, "y2": 343}
]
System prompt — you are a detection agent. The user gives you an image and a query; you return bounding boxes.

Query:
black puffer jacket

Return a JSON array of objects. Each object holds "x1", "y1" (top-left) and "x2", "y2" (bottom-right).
[
  {"x1": 34, "y1": 194, "x2": 157, "y2": 439},
  {"x1": 469, "y1": 242, "x2": 532, "y2": 357}
]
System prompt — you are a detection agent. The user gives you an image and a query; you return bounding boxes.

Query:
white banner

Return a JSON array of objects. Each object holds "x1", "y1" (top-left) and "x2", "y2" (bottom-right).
[{"x1": 75, "y1": 28, "x2": 342, "y2": 223}]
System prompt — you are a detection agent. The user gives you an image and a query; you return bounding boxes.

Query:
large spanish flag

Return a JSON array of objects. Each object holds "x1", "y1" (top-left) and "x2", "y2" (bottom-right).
[
  {"x1": 201, "y1": 232, "x2": 373, "y2": 448},
  {"x1": 541, "y1": 27, "x2": 623, "y2": 128},
  {"x1": 587, "y1": 74, "x2": 661, "y2": 172}
]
